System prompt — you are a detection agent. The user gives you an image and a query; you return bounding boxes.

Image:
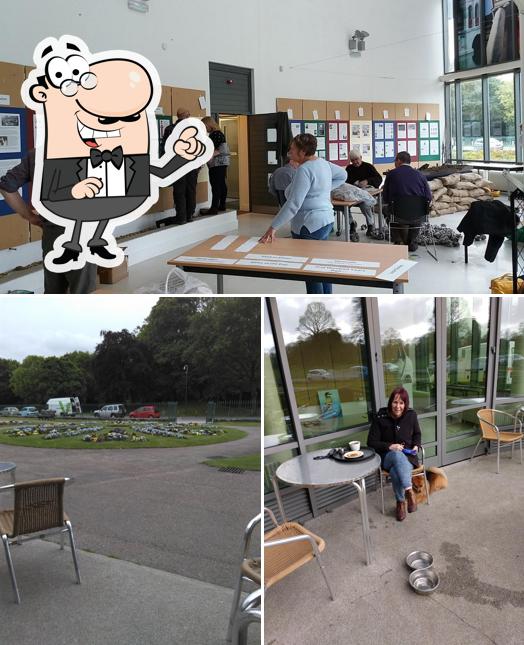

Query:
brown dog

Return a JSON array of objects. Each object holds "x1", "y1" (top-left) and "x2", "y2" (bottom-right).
[{"x1": 412, "y1": 466, "x2": 448, "y2": 504}]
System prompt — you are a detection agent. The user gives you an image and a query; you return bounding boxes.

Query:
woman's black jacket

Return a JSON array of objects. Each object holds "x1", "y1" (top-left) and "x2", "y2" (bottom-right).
[{"x1": 367, "y1": 407, "x2": 421, "y2": 467}]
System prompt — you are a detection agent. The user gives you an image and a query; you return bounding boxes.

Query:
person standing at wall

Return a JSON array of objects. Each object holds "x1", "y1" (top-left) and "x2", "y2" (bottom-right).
[{"x1": 200, "y1": 116, "x2": 230, "y2": 215}]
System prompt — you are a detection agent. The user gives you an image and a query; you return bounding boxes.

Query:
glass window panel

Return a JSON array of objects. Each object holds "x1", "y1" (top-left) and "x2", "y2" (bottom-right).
[
  {"x1": 488, "y1": 74, "x2": 516, "y2": 162},
  {"x1": 419, "y1": 417, "x2": 437, "y2": 446},
  {"x1": 484, "y1": 0, "x2": 519, "y2": 65},
  {"x1": 461, "y1": 78, "x2": 483, "y2": 159},
  {"x1": 450, "y1": 83, "x2": 457, "y2": 160},
  {"x1": 276, "y1": 297, "x2": 371, "y2": 439},
  {"x1": 378, "y1": 297, "x2": 436, "y2": 413},
  {"x1": 456, "y1": 0, "x2": 482, "y2": 69},
  {"x1": 444, "y1": 0, "x2": 456, "y2": 73},
  {"x1": 264, "y1": 305, "x2": 294, "y2": 448},
  {"x1": 497, "y1": 297, "x2": 524, "y2": 399},
  {"x1": 264, "y1": 448, "x2": 298, "y2": 494},
  {"x1": 446, "y1": 297, "x2": 489, "y2": 408},
  {"x1": 446, "y1": 407, "x2": 483, "y2": 452},
  {"x1": 305, "y1": 428, "x2": 369, "y2": 453}
]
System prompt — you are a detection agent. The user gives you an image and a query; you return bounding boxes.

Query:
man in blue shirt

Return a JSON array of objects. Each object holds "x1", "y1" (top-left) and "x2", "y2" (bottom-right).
[{"x1": 383, "y1": 151, "x2": 432, "y2": 252}]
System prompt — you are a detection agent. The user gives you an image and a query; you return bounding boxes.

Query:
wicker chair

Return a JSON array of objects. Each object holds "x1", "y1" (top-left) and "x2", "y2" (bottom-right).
[
  {"x1": 0, "y1": 478, "x2": 81, "y2": 604},
  {"x1": 471, "y1": 409, "x2": 523, "y2": 474},
  {"x1": 378, "y1": 446, "x2": 430, "y2": 514},
  {"x1": 230, "y1": 588, "x2": 261, "y2": 645},
  {"x1": 264, "y1": 507, "x2": 334, "y2": 600},
  {"x1": 227, "y1": 513, "x2": 261, "y2": 643}
]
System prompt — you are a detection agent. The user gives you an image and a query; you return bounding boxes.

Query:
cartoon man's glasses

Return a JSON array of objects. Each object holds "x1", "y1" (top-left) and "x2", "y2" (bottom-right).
[
  {"x1": 59, "y1": 73, "x2": 97, "y2": 97},
  {"x1": 45, "y1": 55, "x2": 97, "y2": 97}
]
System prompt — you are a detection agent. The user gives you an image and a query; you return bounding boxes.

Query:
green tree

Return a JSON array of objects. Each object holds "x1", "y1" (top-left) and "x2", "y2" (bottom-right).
[
  {"x1": 296, "y1": 302, "x2": 338, "y2": 339},
  {"x1": 62, "y1": 351, "x2": 97, "y2": 403},
  {"x1": 0, "y1": 358, "x2": 20, "y2": 404},
  {"x1": 10, "y1": 355, "x2": 85, "y2": 403}
]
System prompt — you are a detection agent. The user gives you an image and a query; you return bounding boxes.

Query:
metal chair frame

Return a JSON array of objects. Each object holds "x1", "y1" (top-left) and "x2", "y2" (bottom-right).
[
  {"x1": 378, "y1": 446, "x2": 430, "y2": 514},
  {"x1": 387, "y1": 196, "x2": 437, "y2": 261},
  {"x1": 230, "y1": 588, "x2": 261, "y2": 645},
  {"x1": 471, "y1": 409, "x2": 523, "y2": 474}
]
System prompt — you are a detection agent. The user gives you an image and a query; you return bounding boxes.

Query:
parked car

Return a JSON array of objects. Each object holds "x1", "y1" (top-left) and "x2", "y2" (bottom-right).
[
  {"x1": 46, "y1": 397, "x2": 82, "y2": 417},
  {"x1": 1, "y1": 406, "x2": 19, "y2": 416},
  {"x1": 20, "y1": 406, "x2": 39, "y2": 417},
  {"x1": 39, "y1": 409, "x2": 56, "y2": 418},
  {"x1": 473, "y1": 137, "x2": 504, "y2": 150},
  {"x1": 94, "y1": 404, "x2": 127, "y2": 419},
  {"x1": 129, "y1": 405, "x2": 160, "y2": 419},
  {"x1": 306, "y1": 368, "x2": 332, "y2": 381}
]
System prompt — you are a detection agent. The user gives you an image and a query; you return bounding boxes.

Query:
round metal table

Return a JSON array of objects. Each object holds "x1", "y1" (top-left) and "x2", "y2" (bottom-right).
[
  {"x1": 0, "y1": 462, "x2": 16, "y2": 484},
  {"x1": 272, "y1": 450, "x2": 381, "y2": 565}
]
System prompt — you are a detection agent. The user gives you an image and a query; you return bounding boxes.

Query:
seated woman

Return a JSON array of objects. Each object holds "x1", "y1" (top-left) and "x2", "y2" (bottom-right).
[{"x1": 367, "y1": 386, "x2": 421, "y2": 522}]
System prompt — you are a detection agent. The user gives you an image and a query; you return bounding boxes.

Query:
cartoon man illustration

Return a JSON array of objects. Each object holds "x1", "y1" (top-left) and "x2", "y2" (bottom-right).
[{"x1": 21, "y1": 35, "x2": 213, "y2": 271}]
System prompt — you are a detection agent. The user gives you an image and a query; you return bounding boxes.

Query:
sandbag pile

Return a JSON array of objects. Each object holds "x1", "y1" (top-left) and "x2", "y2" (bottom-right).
[{"x1": 428, "y1": 172, "x2": 494, "y2": 217}]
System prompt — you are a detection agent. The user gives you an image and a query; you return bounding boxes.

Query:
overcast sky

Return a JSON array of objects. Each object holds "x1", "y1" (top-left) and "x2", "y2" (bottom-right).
[{"x1": 0, "y1": 295, "x2": 160, "y2": 361}]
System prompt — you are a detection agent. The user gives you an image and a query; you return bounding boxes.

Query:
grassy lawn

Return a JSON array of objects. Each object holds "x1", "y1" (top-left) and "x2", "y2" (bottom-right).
[
  {"x1": 0, "y1": 418, "x2": 247, "y2": 449},
  {"x1": 203, "y1": 453, "x2": 261, "y2": 471},
  {"x1": 219, "y1": 421, "x2": 260, "y2": 427}
]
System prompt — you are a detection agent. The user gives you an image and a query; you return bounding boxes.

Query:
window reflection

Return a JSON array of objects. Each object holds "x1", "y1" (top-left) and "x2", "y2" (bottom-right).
[
  {"x1": 497, "y1": 298, "x2": 524, "y2": 399},
  {"x1": 461, "y1": 79, "x2": 484, "y2": 159},
  {"x1": 277, "y1": 298, "x2": 371, "y2": 438},
  {"x1": 488, "y1": 74, "x2": 516, "y2": 162}
]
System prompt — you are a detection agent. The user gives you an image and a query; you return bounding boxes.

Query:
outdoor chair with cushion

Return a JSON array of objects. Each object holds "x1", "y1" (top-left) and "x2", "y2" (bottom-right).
[
  {"x1": 264, "y1": 507, "x2": 334, "y2": 600},
  {"x1": 378, "y1": 445, "x2": 430, "y2": 514},
  {"x1": 388, "y1": 195, "x2": 437, "y2": 260},
  {"x1": 0, "y1": 477, "x2": 81, "y2": 604},
  {"x1": 227, "y1": 513, "x2": 261, "y2": 643},
  {"x1": 471, "y1": 409, "x2": 523, "y2": 474}
]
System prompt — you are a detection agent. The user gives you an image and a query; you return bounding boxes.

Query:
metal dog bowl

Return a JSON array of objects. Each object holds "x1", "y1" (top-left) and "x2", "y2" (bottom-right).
[
  {"x1": 408, "y1": 568, "x2": 440, "y2": 595},
  {"x1": 406, "y1": 550, "x2": 433, "y2": 571}
]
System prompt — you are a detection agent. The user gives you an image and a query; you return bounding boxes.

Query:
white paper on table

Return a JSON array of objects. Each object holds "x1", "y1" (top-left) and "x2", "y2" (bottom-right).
[
  {"x1": 404, "y1": 108, "x2": 410, "y2": 117},
  {"x1": 329, "y1": 142, "x2": 339, "y2": 161},
  {"x1": 235, "y1": 237, "x2": 260, "y2": 253},
  {"x1": 312, "y1": 110, "x2": 319, "y2": 120},
  {"x1": 291, "y1": 122, "x2": 302, "y2": 137},
  {"x1": 375, "y1": 141, "x2": 385, "y2": 158},
  {"x1": 287, "y1": 108, "x2": 294, "y2": 119},
  {"x1": 384, "y1": 141, "x2": 395, "y2": 158},
  {"x1": 429, "y1": 122, "x2": 439, "y2": 138},
  {"x1": 420, "y1": 122, "x2": 430, "y2": 138},
  {"x1": 303, "y1": 264, "x2": 376, "y2": 277},
  {"x1": 335, "y1": 110, "x2": 341, "y2": 120},
  {"x1": 397, "y1": 139, "x2": 407, "y2": 153},
  {"x1": 267, "y1": 150, "x2": 278, "y2": 165},
  {"x1": 407, "y1": 122, "x2": 417, "y2": 138},
  {"x1": 211, "y1": 235, "x2": 239, "y2": 251},
  {"x1": 316, "y1": 136, "x2": 326, "y2": 151},
  {"x1": 338, "y1": 142, "x2": 348, "y2": 160},
  {"x1": 310, "y1": 257, "x2": 380, "y2": 268},
  {"x1": 267, "y1": 128, "x2": 277, "y2": 143},
  {"x1": 174, "y1": 256, "x2": 238, "y2": 265},
  {"x1": 374, "y1": 122, "x2": 384, "y2": 140},
  {"x1": 339, "y1": 122, "x2": 348, "y2": 140},
  {"x1": 328, "y1": 122, "x2": 338, "y2": 140},
  {"x1": 407, "y1": 140, "x2": 417, "y2": 156},
  {"x1": 236, "y1": 258, "x2": 304, "y2": 270},
  {"x1": 198, "y1": 96, "x2": 207, "y2": 109},
  {"x1": 358, "y1": 107, "x2": 364, "y2": 117},
  {"x1": 246, "y1": 253, "x2": 308, "y2": 263},
  {"x1": 384, "y1": 122, "x2": 394, "y2": 140},
  {"x1": 430, "y1": 139, "x2": 439, "y2": 156},
  {"x1": 383, "y1": 110, "x2": 389, "y2": 119},
  {"x1": 376, "y1": 259, "x2": 416, "y2": 281},
  {"x1": 420, "y1": 140, "x2": 430, "y2": 156}
]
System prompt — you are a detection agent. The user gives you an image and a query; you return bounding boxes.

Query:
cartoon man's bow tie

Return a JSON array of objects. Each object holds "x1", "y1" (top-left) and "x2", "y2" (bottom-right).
[{"x1": 90, "y1": 146, "x2": 124, "y2": 169}]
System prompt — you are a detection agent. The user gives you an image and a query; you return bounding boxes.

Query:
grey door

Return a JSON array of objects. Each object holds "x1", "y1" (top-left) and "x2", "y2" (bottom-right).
[{"x1": 209, "y1": 62, "x2": 253, "y2": 116}]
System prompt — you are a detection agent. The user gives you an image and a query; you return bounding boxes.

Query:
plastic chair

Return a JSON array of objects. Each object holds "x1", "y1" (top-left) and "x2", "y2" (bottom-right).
[
  {"x1": 378, "y1": 446, "x2": 430, "y2": 514},
  {"x1": 264, "y1": 507, "x2": 334, "y2": 600},
  {"x1": 0, "y1": 478, "x2": 80, "y2": 604},
  {"x1": 227, "y1": 513, "x2": 261, "y2": 643},
  {"x1": 471, "y1": 409, "x2": 523, "y2": 474},
  {"x1": 388, "y1": 195, "x2": 437, "y2": 261}
]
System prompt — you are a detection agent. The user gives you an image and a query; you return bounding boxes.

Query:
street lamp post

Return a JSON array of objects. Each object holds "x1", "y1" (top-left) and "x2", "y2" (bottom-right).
[{"x1": 183, "y1": 364, "x2": 189, "y2": 405}]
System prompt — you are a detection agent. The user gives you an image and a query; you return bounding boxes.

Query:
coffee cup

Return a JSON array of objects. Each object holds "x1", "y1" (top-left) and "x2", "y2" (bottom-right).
[{"x1": 349, "y1": 440, "x2": 360, "y2": 451}]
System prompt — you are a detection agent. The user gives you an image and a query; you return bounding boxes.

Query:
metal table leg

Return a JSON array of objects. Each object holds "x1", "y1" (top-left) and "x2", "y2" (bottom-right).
[
  {"x1": 378, "y1": 191, "x2": 384, "y2": 233},
  {"x1": 271, "y1": 475, "x2": 287, "y2": 522},
  {"x1": 344, "y1": 205, "x2": 350, "y2": 242},
  {"x1": 217, "y1": 274, "x2": 224, "y2": 293},
  {"x1": 393, "y1": 281, "x2": 404, "y2": 294},
  {"x1": 351, "y1": 477, "x2": 373, "y2": 565}
]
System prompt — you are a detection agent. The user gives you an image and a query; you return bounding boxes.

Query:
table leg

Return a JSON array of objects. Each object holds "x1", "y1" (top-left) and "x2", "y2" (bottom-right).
[
  {"x1": 10, "y1": 468, "x2": 15, "y2": 484},
  {"x1": 393, "y1": 281, "x2": 404, "y2": 294},
  {"x1": 217, "y1": 274, "x2": 224, "y2": 294},
  {"x1": 344, "y1": 206, "x2": 350, "y2": 242},
  {"x1": 351, "y1": 478, "x2": 373, "y2": 565},
  {"x1": 271, "y1": 475, "x2": 287, "y2": 522},
  {"x1": 378, "y1": 192, "x2": 384, "y2": 233}
]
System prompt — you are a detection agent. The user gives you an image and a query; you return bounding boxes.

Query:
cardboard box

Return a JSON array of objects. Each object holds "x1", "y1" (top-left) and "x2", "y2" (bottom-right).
[{"x1": 98, "y1": 256, "x2": 128, "y2": 284}]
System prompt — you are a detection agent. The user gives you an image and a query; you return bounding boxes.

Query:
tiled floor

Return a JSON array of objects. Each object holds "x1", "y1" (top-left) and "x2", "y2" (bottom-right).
[{"x1": 98, "y1": 209, "x2": 515, "y2": 295}]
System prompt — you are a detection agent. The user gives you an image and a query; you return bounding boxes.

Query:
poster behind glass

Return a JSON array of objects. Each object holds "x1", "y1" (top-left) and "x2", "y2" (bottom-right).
[{"x1": 455, "y1": 0, "x2": 519, "y2": 70}]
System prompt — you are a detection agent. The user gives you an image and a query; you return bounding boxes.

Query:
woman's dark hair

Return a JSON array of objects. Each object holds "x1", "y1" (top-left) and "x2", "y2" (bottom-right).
[
  {"x1": 292, "y1": 133, "x2": 317, "y2": 156},
  {"x1": 387, "y1": 387, "x2": 409, "y2": 414}
]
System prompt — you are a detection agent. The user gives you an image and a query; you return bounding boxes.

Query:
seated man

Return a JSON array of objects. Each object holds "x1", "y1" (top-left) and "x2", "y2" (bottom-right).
[
  {"x1": 345, "y1": 149, "x2": 383, "y2": 236},
  {"x1": 383, "y1": 151, "x2": 432, "y2": 252},
  {"x1": 268, "y1": 159, "x2": 298, "y2": 206}
]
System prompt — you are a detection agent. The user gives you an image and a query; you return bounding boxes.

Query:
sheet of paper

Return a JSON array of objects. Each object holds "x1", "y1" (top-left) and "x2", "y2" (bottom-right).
[
  {"x1": 430, "y1": 139, "x2": 439, "y2": 156},
  {"x1": 375, "y1": 141, "x2": 385, "y2": 158},
  {"x1": 338, "y1": 142, "x2": 348, "y2": 160},
  {"x1": 318, "y1": 150, "x2": 326, "y2": 159},
  {"x1": 304, "y1": 122, "x2": 317, "y2": 136},
  {"x1": 384, "y1": 122, "x2": 394, "y2": 140},
  {"x1": 291, "y1": 122, "x2": 302, "y2": 137},
  {"x1": 429, "y1": 122, "x2": 439, "y2": 138},
  {"x1": 287, "y1": 108, "x2": 293, "y2": 119},
  {"x1": 385, "y1": 141, "x2": 395, "y2": 158},
  {"x1": 0, "y1": 113, "x2": 22, "y2": 153},
  {"x1": 383, "y1": 110, "x2": 389, "y2": 119},
  {"x1": 362, "y1": 143, "x2": 371, "y2": 160},
  {"x1": 397, "y1": 123, "x2": 406, "y2": 138},
  {"x1": 310, "y1": 257, "x2": 380, "y2": 268},
  {"x1": 420, "y1": 122, "x2": 430, "y2": 138},
  {"x1": 335, "y1": 110, "x2": 341, "y2": 120},
  {"x1": 316, "y1": 136, "x2": 326, "y2": 151},
  {"x1": 246, "y1": 253, "x2": 308, "y2": 263},
  {"x1": 267, "y1": 150, "x2": 278, "y2": 165},
  {"x1": 339, "y1": 122, "x2": 348, "y2": 140},
  {"x1": 198, "y1": 95, "x2": 207, "y2": 109},
  {"x1": 362, "y1": 122, "x2": 370, "y2": 138},
  {"x1": 236, "y1": 259, "x2": 304, "y2": 270},
  {"x1": 0, "y1": 158, "x2": 22, "y2": 200},
  {"x1": 235, "y1": 237, "x2": 260, "y2": 253},
  {"x1": 329, "y1": 122, "x2": 338, "y2": 140},
  {"x1": 351, "y1": 123, "x2": 361, "y2": 138},
  {"x1": 267, "y1": 128, "x2": 277, "y2": 143},
  {"x1": 407, "y1": 139, "x2": 417, "y2": 156},
  {"x1": 211, "y1": 235, "x2": 239, "y2": 251},
  {"x1": 420, "y1": 139, "x2": 430, "y2": 156},
  {"x1": 425, "y1": 111, "x2": 431, "y2": 120},
  {"x1": 312, "y1": 110, "x2": 319, "y2": 120},
  {"x1": 404, "y1": 108, "x2": 410, "y2": 117},
  {"x1": 374, "y1": 122, "x2": 384, "y2": 140},
  {"x1": 0, "y1": 95, "x2": 10, "y2": 106},
  {"x1": 407, "y1": 122, "x2": 417, "y2": 139},
  {"x1": 329, "y1": 142, "x2": 339, "y2": 161},
  {"x1": 397, "y1": 139, "x2": 407, "y2": 153},
  {"x1": 358, "y1": 107, "x2": 364, "y2": 117},
  {"x1": 303, "y1": 264, "x2": 376, "y2": 277},
  {"x1": 174, "y1": 256, "x2": 238, "y2": 265},
  {"x1": 376, "y1": 259, "x2": 417, "y2": 282}
]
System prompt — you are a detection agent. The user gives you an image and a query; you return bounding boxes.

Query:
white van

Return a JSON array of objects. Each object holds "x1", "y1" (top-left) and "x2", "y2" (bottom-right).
[{"x1": 46, "y1": 397, "x2": 82, "y2": 417}]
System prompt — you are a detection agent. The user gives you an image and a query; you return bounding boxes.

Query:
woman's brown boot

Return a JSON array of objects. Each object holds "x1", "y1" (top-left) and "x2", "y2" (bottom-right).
[
  {"x1": 406, "y1": 489, "x2": 417, "y2": 513},
  {"x1": 396, "y1": 500, "x2": 406, "y2": 521}
]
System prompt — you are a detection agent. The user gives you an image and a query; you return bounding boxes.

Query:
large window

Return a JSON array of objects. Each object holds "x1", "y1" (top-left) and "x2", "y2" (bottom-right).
[
  {"x1": 497, "y1": 298, "x2": 524, "y2": 400},
  {"x1": 488, "y1": 74, "x2": 516, "y2": 162},
  {"x1": 461, "y1": 78, "x2": 484, "y2": 159}
]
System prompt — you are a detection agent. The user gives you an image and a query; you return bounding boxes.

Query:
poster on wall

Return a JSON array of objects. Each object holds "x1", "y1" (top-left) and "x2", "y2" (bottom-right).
[
  {"x1": 349, "y1": 119, "x2": 372, "y2": 163},
  {"x1": 418, "y1": 120, "x2": 440, "y2": 161},
  {"x1": 0, "y1": 106, "x2": 29, "y2": 216},
  {"x1": 317, "y1": 389, "x2": 342, "y2": 419},
  {"x1": 327, "y1": 120, "x2": 350, "y2": 166},
  {"x1": 396, "y1": 121, "x2": 418, "y2": 159},
  {"x1": 372, "y1": 120, "x2": 396, "y2": 163}
]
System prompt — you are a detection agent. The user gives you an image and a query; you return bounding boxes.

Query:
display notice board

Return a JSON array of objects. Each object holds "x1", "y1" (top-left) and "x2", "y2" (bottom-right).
[
  {"x1": 0, "y1": 106, "x2": 29, "y2": 216},
  {"x1": 303, "y1": 121, "x2": 327, "y2": 158},
  {"x1": 289, "y1": 120, "x2": 303, "y2": 139},
  {"x1": 418, "y1": 120, "x2": 440, "y2": 161},
  {"x1": 326, "y1": 121, "x2": 349, "y2": 166},
  {"x1": 349, "y1": 120, "x2": 373, "y2": 163},
  {"x1": 396, "y1": 121, "x2": 418, "y2": 160},
  {"x1": 373, "y1": 120, "x2": 396, "y2": 164}
]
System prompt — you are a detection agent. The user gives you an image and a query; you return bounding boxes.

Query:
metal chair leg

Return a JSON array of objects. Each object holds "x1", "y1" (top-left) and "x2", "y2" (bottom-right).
[
  {"x1": 314, "y1": 550, "x2": 335, "y2": 601},
  {"x1": 497, "y1": 441, "x2": 500, "y2": 474},
  {"x1": 378, "y1": 468, "x2": 385, "y2": 515},
  {"x1": 2, "y1": 535, "x2": 20, "y2": 604},
  {"x1": 470, "y1": 437, "x2": 483, "y2": 462},
  {"x1": 66, "y1": 521, "x2": 81, "y2": 584},
  {"x1": 226, "y1": 572, "x2": 245, "y2": 642}
]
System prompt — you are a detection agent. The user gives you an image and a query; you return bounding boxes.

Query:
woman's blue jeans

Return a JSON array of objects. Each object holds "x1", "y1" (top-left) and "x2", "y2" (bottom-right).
[
  {"x1": 291, "y1": 223, "x2": 333, "y2": 294},
  {"x1": 383, "y1": 451, "x2": 414, "y2": 501}
]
